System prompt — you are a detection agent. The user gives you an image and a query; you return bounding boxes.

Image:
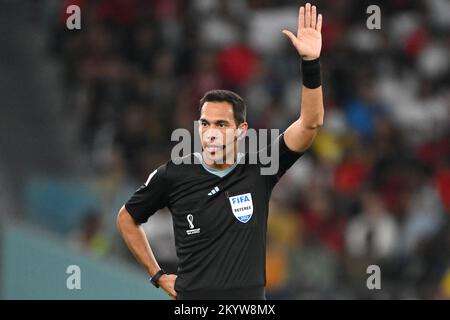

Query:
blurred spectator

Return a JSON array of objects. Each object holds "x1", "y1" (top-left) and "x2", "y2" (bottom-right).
[
  {"x1": 69, "y1": 209, "x2": 111, "y2": 257},
  {"x1": 345, "y1": 192, "x2": 399, "y2": 260}
]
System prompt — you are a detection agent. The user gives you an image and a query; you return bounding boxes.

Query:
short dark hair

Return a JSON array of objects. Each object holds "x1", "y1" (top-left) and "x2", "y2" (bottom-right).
[{"x1": 199, "y1": 89, "x2": 247, "y2": 126}]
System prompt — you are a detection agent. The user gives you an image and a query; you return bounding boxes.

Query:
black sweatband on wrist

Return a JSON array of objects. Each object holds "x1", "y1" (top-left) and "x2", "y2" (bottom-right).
[
  {"x1": 150, "y1": 269, "x2": 166, "y2": 288},
  {"x1": 301, "y1": 58, "x2": 321, "y2": 89}
]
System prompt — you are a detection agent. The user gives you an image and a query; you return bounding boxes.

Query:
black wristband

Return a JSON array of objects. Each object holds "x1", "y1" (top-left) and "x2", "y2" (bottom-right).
[
  {"x1": 301, "y1": 58, "x2": 321, "y2": 89},
  {"x1": 150, "y1": 269, "x2": 166, "y2": 288}
]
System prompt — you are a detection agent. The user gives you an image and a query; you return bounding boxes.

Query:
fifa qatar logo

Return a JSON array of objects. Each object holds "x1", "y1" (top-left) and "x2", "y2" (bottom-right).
[{"x1": 186, "y1": 214, "x2": 201, "y2": 235}]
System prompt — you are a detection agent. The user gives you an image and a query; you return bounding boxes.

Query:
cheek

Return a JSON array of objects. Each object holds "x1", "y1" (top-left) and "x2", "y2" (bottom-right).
[
  {"x1": 225, "y1": 130, "x2": 236, "y2": 143},
  {"x1": 199, "y1": 127, "x2": 208, "y2": 141}
]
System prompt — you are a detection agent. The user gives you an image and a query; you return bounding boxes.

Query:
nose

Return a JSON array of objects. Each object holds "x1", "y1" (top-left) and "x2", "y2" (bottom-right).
[{"x1": 205, "y1": 128, "x2": 222, "y2": 143}]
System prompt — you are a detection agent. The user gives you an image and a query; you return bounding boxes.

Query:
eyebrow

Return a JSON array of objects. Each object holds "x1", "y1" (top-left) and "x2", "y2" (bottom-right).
[{"x1": 199, "y1": 118, "x2": 231, "y2": 125}]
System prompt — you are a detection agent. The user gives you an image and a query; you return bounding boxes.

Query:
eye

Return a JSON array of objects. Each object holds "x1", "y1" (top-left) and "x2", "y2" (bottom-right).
[{"x1": 200, "y1": 120, "x2": 208, "y2": 127}]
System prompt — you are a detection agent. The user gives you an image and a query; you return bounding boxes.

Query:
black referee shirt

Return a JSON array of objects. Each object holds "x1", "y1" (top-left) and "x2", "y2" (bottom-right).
[{"x1": 125, "y1": 133, "x2": 303, "y2": 299}]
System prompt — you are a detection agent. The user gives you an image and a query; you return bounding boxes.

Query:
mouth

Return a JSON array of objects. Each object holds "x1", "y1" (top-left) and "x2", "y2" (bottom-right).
[{"x1": 205, "y1": 145, "x2": 225, "y2": 153}]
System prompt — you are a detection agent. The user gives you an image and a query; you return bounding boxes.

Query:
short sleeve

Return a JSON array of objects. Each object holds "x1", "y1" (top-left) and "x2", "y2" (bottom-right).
[
  {"x1": 260, "y1": 133, "x2": 304, "y2": 188},
  {"x1": 125, "y1": 163, "x2": 171, "y2": 224}
]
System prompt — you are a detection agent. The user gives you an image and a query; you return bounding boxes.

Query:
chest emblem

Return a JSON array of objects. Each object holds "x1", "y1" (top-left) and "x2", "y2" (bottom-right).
[
  {"x1": 186, "y1": 214, "x2": 201, "y2": 235},
  {"x1": 228, "y1": 193, "x2": 253, "y2": 223}
]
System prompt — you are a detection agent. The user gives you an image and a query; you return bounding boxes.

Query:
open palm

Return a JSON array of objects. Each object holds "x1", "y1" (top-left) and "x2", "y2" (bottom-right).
[{"x1": 283, "y1": 3, "x2": 322, "y2": 61}]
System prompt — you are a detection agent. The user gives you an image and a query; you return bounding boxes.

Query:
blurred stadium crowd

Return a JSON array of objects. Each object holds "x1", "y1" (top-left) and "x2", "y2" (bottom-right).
[{"x1": 43, "y1": 0, "x2": 450, "y2": 299}]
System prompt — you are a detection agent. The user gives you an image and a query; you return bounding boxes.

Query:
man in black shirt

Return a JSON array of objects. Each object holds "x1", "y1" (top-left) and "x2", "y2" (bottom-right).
[{"x1": 117, "y1": 3, "x2": 324, "y2": 300}]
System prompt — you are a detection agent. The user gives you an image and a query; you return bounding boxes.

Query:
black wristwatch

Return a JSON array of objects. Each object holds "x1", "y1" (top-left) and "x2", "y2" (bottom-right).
[{"x1": 150, "y1": 269, "x2": 166, "y2": 288}]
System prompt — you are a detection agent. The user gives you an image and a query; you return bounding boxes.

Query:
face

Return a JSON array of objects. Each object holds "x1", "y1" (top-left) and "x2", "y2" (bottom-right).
[{"x1": 198, "y1": 101, "x2": 247, "y2": 167}]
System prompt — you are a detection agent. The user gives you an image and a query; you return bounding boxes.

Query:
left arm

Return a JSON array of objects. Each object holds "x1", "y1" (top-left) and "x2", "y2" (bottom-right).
[{"x1": 282, "y1": 3, "x2": 324, "y2": 153}]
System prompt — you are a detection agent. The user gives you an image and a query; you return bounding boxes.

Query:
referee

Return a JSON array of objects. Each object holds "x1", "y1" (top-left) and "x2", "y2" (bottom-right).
[{"x1": 117, "y1": 3, "x2": 324, "y2": 300}]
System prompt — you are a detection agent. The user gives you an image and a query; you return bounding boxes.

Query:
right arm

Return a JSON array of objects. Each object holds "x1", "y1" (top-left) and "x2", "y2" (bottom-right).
[{"x1": 116, "y1": 205, "x2": 177, "y2": 299}]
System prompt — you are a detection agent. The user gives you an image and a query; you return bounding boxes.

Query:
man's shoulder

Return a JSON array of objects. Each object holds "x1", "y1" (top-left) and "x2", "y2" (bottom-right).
[
  {"x1": 168, "y1": 153, "x2": 202, "y2": 167},
  {"x1": 165, "y1": 153, "x2": 202, "y2": 176}
]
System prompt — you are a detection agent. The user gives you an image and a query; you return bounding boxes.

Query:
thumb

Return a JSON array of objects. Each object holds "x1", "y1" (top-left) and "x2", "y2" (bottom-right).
[{"x1": 282, "y1": 30, "x2": 297, "y2": 45}]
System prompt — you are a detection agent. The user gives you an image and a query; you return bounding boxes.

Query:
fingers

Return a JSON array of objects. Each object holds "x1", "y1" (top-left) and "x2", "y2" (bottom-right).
[
  {"x1": 282, "y1": 30, "x2": 297, "y2": 45},
  {"x1": 169, "y1": 289, "x2": 177, "y2": 299},
  {"x1": 284, "y1": 4, "x2": 322, "y2": 46},
  {"x1": 316, "y1": 14, "x2": 322, "y2": 32},
  {"x1": 305, "y1": 3, "x2": 311, "y2": 28},
  {"x1": 298, "y1": 6, "x2": 305, "y2": 33},
  {"x1": 311, "y1": 5, "x2": 317, "y2": 29},
  {"x1": 165, "y1": 285, "x2": 177, "y2": 299},
  {"x1": 301, "y1": 3, "x2": 321, "y2": 30}
]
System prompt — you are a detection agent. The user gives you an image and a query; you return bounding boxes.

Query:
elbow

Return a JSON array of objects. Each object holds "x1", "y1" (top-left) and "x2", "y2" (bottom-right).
[
  {"x1": 313, "y1": 111, "x2": 325, "y2": 128},
  {"x1": 310, "y1": 119, "x2": 324, "y2": 129},
  {"x1": 302, "y1": 118, "x2": 324, "y2": 130},
  {"x1": 300, "y1": 111, "x2": 324, "y2": 130}
]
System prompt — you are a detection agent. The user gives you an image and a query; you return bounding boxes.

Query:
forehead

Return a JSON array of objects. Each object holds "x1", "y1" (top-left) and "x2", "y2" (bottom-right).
[{"x1": 200, "y1": 101, "x2": 234, "y2": 121}]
